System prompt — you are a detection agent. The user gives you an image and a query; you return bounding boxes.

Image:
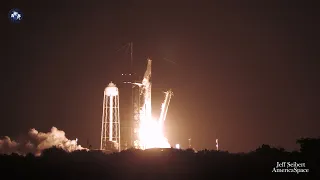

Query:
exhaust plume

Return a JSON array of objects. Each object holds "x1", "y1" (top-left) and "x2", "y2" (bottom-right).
[{"x1": 0, "y1": 127, "x2": 87, "y2": 156}]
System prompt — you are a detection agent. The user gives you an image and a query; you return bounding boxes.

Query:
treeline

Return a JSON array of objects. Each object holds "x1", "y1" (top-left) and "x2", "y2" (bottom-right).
[{"x1": 0, "y1": 138, "x2": 319, "y2": 179}]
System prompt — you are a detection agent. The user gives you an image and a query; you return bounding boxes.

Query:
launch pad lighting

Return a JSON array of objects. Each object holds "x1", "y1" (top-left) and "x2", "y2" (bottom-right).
[{"x1": 175, "y1": 144, "x2": 180, "y2": 149}]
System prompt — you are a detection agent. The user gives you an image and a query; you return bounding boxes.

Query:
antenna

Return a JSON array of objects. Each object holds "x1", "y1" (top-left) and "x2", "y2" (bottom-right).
[
  {"x1": 116, "y1": 42, "x2": 133, "y2": 74},
  {"x1": 130, "y1": 42, "x2": 134, "y2": 148},
  {"x1": 130, "y1": 42, "x2": 133, "y2": 73}
]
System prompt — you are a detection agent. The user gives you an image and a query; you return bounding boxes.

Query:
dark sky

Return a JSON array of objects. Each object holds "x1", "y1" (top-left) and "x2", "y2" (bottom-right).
[{"x1": 2, "y1": 1, "x2": 319, "y2": 152}]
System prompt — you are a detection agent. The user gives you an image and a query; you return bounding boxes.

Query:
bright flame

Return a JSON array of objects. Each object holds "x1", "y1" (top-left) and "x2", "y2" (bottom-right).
[
  {"x1": 135, "y1": 59, "x2": 171, "y2": 149},
  {"x1": 138, "y1": 117, "x2": 170, "y2": 149}
]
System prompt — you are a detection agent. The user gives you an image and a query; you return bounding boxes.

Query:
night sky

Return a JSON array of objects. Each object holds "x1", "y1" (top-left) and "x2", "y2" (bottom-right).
[{"x1": 3, "y1": 1, "x2": 319, "y2": 152}]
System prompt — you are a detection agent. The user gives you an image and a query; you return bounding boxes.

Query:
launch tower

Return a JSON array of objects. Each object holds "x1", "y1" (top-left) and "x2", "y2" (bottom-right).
[
  {"x1": 100, "y1": 82, "x2": 121, "y2": 152},
  {"x1": 119, "y1": 42, "x2": 140, "y2": 149}
]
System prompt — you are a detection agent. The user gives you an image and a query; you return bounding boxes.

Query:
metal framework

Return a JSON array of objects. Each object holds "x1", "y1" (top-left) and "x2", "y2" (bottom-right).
[
  {"x1": 132, "y1": 83, "x2": 141, "y2": 148},
  {"x1": 159, "y1": 89, "x2": 173, "y2": 131},
  {"x1": 100, "y1": 82, "x2": 121, "y2": 152},
  {"x1": 133, "y1": 59, "x2": 152, "y2": 149}
]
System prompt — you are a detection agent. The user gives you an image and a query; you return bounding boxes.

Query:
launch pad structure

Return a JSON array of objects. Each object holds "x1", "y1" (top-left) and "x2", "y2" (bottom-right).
[
  {"x1": 100, "y1": 43, "x2": 173, "y2": 151},
  {"x1": 119, "y1": 58, "x2": 153, "y2": 149}
]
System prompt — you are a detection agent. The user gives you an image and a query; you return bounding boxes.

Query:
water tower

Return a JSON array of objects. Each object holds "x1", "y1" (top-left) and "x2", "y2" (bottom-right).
[{"x1": 100, "y1": 82, "x2": 121, "y2": 152}]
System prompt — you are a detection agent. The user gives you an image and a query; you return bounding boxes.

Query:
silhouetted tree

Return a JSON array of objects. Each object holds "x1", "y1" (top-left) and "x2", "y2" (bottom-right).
[
  {"x1": 25, "y1": 152, "x2": 34, "y2": 159},
  {"x1": 1, "y1": 139, "x2": 319, "y2": 179},
  {"x1": 41, "y1": 146, "x2": 69, "y2": 161},
  {"x1": 296, "y1": 137, "x2": 320, "y2": 156}
]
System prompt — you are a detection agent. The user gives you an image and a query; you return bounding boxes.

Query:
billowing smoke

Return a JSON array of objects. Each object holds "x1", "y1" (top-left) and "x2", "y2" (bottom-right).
[{"x1": 0, "y1": 127, "x2": 87, "y2": 156}]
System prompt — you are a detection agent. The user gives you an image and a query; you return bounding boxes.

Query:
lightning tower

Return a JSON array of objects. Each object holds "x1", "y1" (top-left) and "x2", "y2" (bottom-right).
[
  {"x1": 158, "y1": 89, "x2": 173, "y2": 131},
  {"x1": 100, "y1": 82, "x2": 121, "y2": 152}
]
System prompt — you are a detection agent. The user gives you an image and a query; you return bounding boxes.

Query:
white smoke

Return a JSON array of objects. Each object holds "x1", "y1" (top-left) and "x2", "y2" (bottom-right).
[{"x1": 0, "y1": 127, "x2": 87, "y2": 156}]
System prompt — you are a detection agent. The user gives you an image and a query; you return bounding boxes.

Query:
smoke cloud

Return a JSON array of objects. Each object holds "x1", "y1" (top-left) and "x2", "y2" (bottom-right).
[{"x1": 0, "y1": 127, "x2": 87, "y2": 156}]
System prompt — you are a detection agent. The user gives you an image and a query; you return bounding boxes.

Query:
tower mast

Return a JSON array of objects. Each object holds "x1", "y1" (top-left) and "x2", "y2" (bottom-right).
[
  {"x1": 130, "y1": 42, "x2": 133, "y2": 72},
  {"x1": 129, "y1": 42, "x2": 137, "y2": 148},
  {"x1": 130, "y1": 42, "x2": 134, "y2": 148}
]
